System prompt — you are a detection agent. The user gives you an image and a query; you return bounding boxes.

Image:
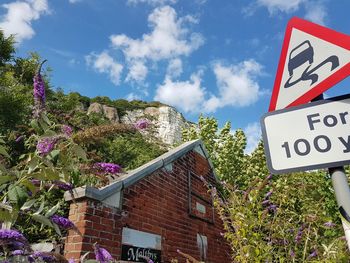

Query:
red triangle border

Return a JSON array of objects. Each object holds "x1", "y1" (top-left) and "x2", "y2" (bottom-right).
[{"x1": 269, "y1": 17, "x2": 350, "y2": 112}]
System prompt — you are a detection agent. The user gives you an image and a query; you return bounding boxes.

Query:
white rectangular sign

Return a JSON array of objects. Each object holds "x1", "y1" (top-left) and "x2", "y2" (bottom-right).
[
  {"x1": 262, "y1": 94, "x2": 350, "y2": 174},
  {"x1": 122, "y1": 228, "x2": 161, "y2": 250}
]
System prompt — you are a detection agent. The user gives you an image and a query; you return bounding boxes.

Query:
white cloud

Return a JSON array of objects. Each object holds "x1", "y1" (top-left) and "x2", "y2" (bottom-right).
[
  {"x1": 126, "y1": 60, "x2": 148, "y2": 83},
  {"x1": 127, "y1": 0, "x2": 177, "y2": 6},
  {"x1": 0, "y1": 0, "x2": 49, "y2": 44},
  {"x1": 87, "y1": 5, "x2": 203, "y2": 85},
  {"x1": 204, "y1": 60, "x2": 263, "y2": 112},
  {"x1": 246, "y1": 0, "x2": 328, "y2": 24},
  {"x1": 126, "y1": 93, "x2": 142, "y2": 101},
  {"x1": 166, "y1": 58, "x2": 183, "y2": 78},
  {"x1": 256, "y1": 0, "x2": 305, "y2": 14},
  {"x1": 154, "y1": 72, "x2": 206, "y2": 113},
  {"x1": 203, "y1": 96, "x2": 221, "y2": 112},
  {"x1": 195, "y1": 0, "x2": 207, "y2": 5},
  {"x1": 110, "y1": 5, "x2": 204, "y2": 82},
  {"x1": 304, "y1": 1, "x2": 327, "y2": 25},
  {"x1": 154, "y1": 60, "x2": 264, "y2": 113},
  {"x1": 69, "y1": 0, "x2": 82, "y2": 3},
  {"x1": 244, "y1": 122, "x2": 262, "y2": 154},
  {"x1": 68, "y1": 58, "x2": 79, "y2": 66},
  {"x1": 85, "y1": 51, "x2": 123, "y2": 86}
]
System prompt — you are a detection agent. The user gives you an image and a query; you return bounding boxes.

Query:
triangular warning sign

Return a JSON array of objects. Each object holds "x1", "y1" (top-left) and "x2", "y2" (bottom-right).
[{"x1": 269, "y1": 17, "x2": 350, "y2": 111}]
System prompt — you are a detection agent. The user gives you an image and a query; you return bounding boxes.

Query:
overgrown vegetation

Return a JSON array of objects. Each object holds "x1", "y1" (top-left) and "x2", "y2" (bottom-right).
[
  {"x1": 0, "y1": 31, "x2": 166, "y2": 262},
  {"x1": 183, "y1": 116, "x2": 349, "y2": 262},
  {"x1": 1, "y1": 29, "x2": 349, "y2": 262}
]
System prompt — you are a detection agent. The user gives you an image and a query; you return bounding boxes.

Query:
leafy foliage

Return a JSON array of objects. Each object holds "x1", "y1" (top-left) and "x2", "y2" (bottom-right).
[
  {"x1": 1, "y1": 30, "x2": 349, "y2": 262},
  {"x1": 0, "y1": 37, "x2": 165, "y2": 262},
  {"x1": 183, "y1": 116, "x2": 349, "y2": 261},
  {"x1": 0, "y1": 30, "x2": 15, "y2": 67},
  {"x1": 97, "y1": 133, "x2": 167, "y2": 170},
  {"x1": 183, "y1": 115, "x2": 248, "y2": 185}
]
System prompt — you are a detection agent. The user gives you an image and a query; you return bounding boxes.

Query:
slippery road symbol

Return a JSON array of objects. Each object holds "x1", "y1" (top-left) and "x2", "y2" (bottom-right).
[{"x1": 284, "y1": 40, "x2": 340, "y2": 88}]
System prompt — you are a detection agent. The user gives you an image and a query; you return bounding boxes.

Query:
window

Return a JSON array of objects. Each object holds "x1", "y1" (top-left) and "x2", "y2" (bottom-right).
[
  {"x1": 197, "y1": 234, "x2": 208, "y2": 261},
  {"x1": 188, "y1": 171, "x2": 214, "y2": 224}
]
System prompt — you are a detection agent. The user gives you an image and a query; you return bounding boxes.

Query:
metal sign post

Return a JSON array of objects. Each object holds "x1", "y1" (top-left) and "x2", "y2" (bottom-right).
[
  {"x1": 330, "y1": 167, "x2": 350, "y2": 249},
  {"x1": 264, "y1": 16, "x2": 350, "y2": 252},
  {"x1": 261, "y1": 17, "x2": 350, "y2": 253},
  {"x1": 262, "y1": 94, "x2": 350, "y2": 249},
  {"x1": 312, "y1": 95, "x2": 350, "y2": 250}
]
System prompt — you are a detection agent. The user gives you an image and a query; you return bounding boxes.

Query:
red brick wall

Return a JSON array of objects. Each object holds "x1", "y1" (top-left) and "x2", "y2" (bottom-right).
[
  {"x1": 64, "y1": 200, "x2": 124, "y2": 260},
  {"x1": 64, "y1": 150, "x2": 231, "y2": 262}
]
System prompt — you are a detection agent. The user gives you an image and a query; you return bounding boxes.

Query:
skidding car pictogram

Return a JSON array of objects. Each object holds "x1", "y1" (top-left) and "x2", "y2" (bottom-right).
[
  {"x1": 284, "y1": 40, "x2": 340, "y2": 88},
  {"x1": 287, "y1": 40, "x2": 314, "y2": 77}
]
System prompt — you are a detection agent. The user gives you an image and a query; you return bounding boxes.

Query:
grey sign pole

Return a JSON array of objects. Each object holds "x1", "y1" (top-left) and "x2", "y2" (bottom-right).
[
  {"x1": 329, "y1": 167, "x2": 350, "y2": 249},
  {"x1": 311, "y1": 94, "x2": 350, "y2": 249}
]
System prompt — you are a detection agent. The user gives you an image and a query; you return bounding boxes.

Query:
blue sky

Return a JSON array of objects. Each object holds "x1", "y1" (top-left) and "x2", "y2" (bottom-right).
[{"x1": 1, "y1": 0, "x2": 350, "y2": 152}]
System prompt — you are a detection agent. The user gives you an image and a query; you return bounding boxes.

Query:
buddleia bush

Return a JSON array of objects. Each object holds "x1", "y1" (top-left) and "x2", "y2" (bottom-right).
[
  {"x1": 183, "y1": 116, "x2": 349, "y2": 262},
  {"x1": 0, "y1": 60, "x2": 147, "y2": 262}
]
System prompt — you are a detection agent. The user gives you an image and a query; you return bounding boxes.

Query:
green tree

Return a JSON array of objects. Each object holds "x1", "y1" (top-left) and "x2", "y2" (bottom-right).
[
  {"x1": 97, "y1": 133, "x2": 166, "y2": 170},
  {"x1": 183, "y1": 115, "x2": 247, "y2": 185},
  {"x1": 0, "y1": 30, "x2": 15, "y2": 67},
  {"x1": 0, "y1": 38, "x2": 53, "y2": 134},
  {"x1": 183, "y1": 116, "x2": 349, "y2": 261}
]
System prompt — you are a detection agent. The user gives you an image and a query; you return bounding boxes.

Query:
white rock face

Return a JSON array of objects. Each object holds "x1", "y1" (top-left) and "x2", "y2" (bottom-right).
[
  {"x1": 157, "y1": 106, "x2": 190, "y2": 145},
  {"x1": 121, "y1": 106, "x2": 191, "y2": 146},
  {"x1": 87, "y1": 102, "x2": 119, "y2": 122},
  {"x1": 102, "y1": 105, "x2": 119, "y2": 122},
  {"x1": 87, "y1": 102, "x2": 103, "y2": 115},
  {"x1": 86, "y1": 103, "x2": 192, "y2": 146},
  {"x1": 120, "y1": 109, "x2": 146, "y2": 124}
]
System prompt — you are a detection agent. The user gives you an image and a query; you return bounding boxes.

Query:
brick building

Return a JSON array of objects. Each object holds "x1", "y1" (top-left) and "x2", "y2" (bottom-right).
[{"x1": 64, "y1": 139, "x2": 231, "y2": 262}]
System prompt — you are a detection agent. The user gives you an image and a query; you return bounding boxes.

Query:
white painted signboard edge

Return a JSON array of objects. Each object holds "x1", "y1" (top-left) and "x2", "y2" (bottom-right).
[{"x1": 261, "y1": 93, "x2": 350, "y2": 174}]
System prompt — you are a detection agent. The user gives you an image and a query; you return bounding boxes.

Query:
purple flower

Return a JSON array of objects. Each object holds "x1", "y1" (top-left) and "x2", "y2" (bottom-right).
[
  {"x1": 135, "y1": 119, "x2": 150, "y2": 130},
  {"x1": 295, "y1": 224, "x2": 305, "y2": 244},
  {"x1": 265, "y1": 190, "x2": 273, "y2": 199},
  {"x1": 61, "y1": 125, "x2": 73, "y2": 137},
  {"x1": 15, "y1": 135, "x2": 24, "y2": 143},
  {"x1": 11, "y1": 250, "x2": 24, "y2": 256},
  {"x1": 28, "y1": 255, "x2": 35, "y2": 263},
  {"x1": 267, "y1": 204, "x2": 277, "y2": 213},
  {"x1": 93, "y1": 162, "x2": 122, "y2": 175},
  {"x1": 68, "y1": 259, "x2": 75, "y2": 263},
  {"x1": 308, "y1": 249, "x2": 317, "y2": 259},
  {"x1": 50, "y1": 215, "x2": 75, "y2": 229},
  {"x1": 0, "y1": 229, "x2": 26, "y2": 245},
  {"x1": 33, "y1": 73, "x2": 45, "y2": 103},
  {"x1": 295, "y1": 234, "x2": 302, "y2": 244},
  {"x1": 33, "y1": 60, "x2": 47, "y2": 118},
  {"x1": 290, "y1": 250, "x2": 295, "y2": 258},
  {"x1": 36, "y1": 137, "x2": 56, "y2": 156},
  {"x1": 31, "y1": 251, "x2": 56, "y2": 262},
  {"x1": 53, "y1": 181, "x2": 73, "y2": 191},
  {"x1": 31, "y1": 179, "x2": 41, "y2": 186},
  {"x1": 11, "y1": 241, "x2": 25, "y2": 249},
  {"x1": 94, "y1": 244, "x2": 113, "y2": 263},
  {"x1": 262, "y1": 200, "x2": 270, "y2": 206},
  {"x1": 148, "y1": 259, "x2": 154, "y2": 263},
  {"x1": 324, "y1": 221, "x2": 336, "y2": 228},
  {"x1": 266, "y1": 174, "x2": 273, "y2": 180}
]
